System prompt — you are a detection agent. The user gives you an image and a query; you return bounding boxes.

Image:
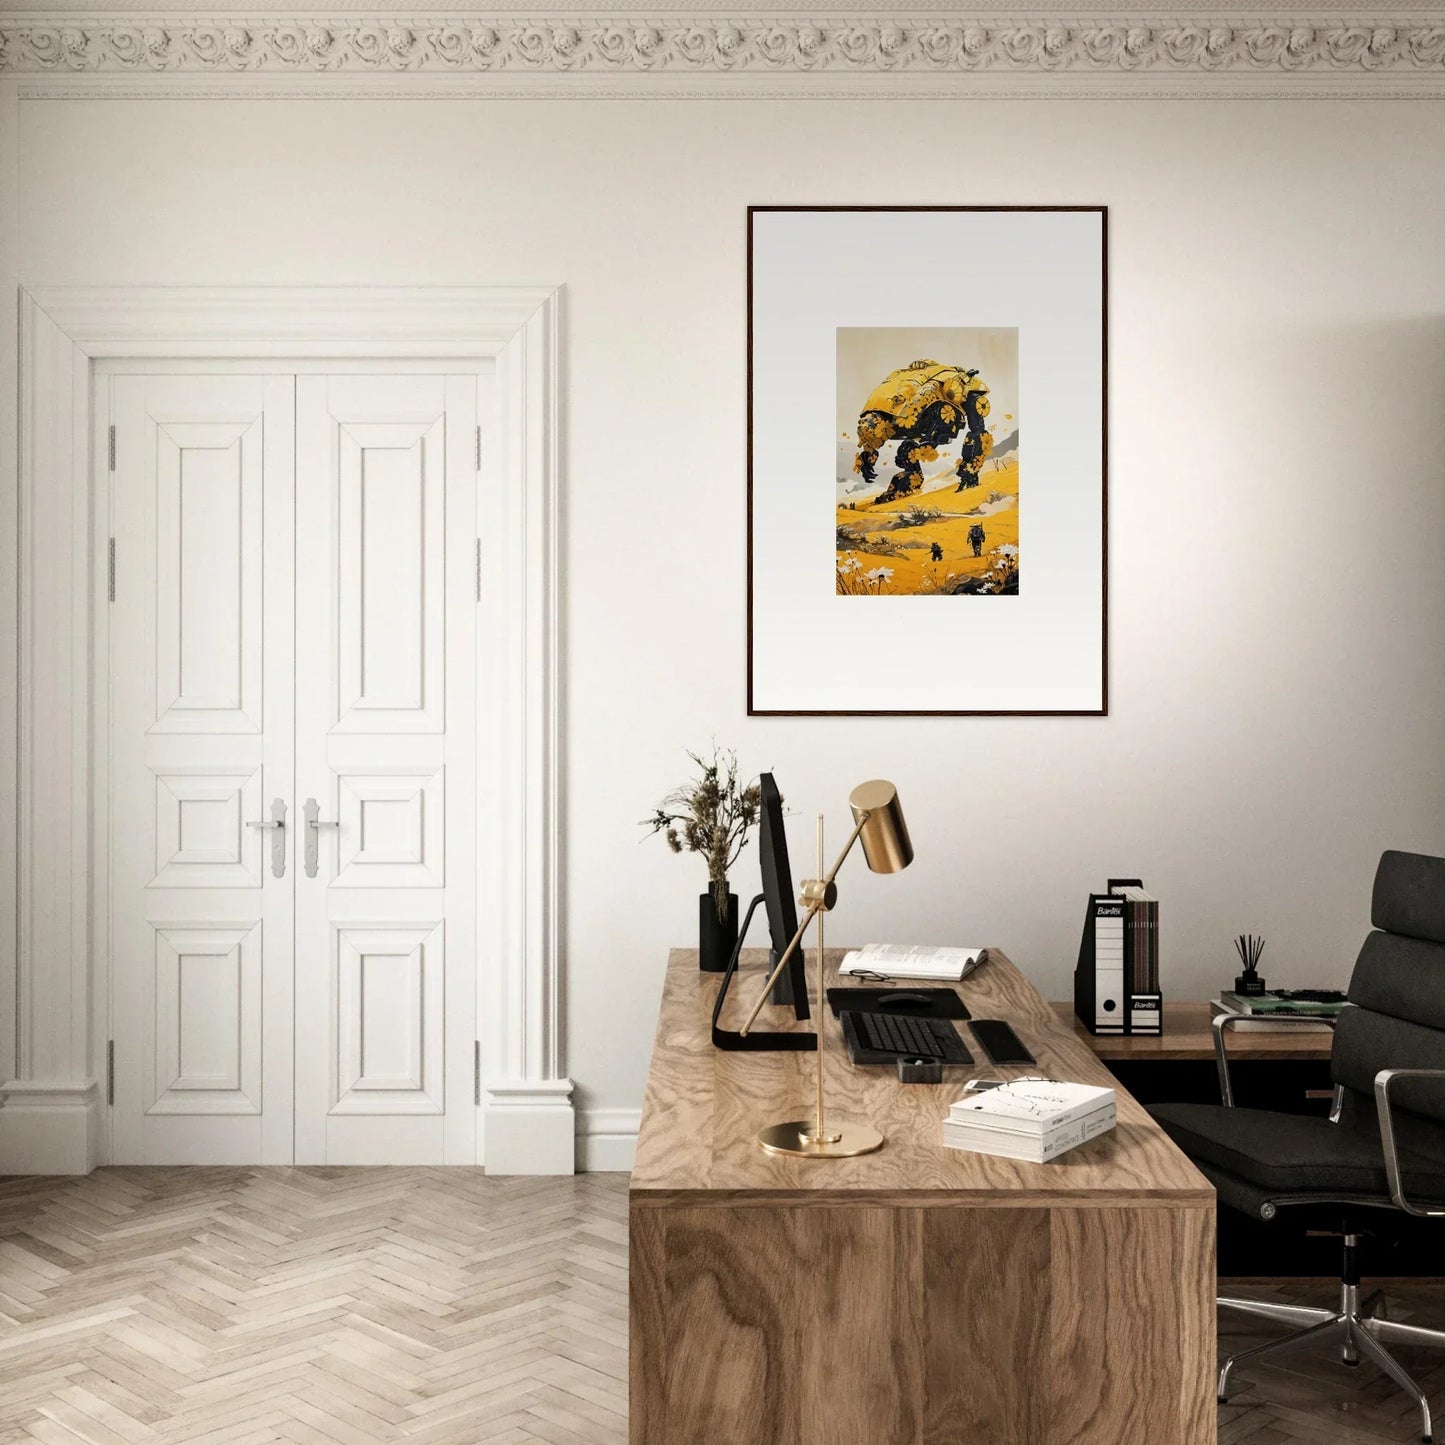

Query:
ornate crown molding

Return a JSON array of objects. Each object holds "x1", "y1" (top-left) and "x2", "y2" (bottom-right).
[{"x1": 3, "y1": 12, "x2": 1445, "y2": 86}]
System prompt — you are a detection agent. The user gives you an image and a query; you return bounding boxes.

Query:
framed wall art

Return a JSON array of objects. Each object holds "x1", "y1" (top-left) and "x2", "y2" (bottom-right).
[{"x1": 747, "y1": 205, "x2": 1108, "y2": 716}]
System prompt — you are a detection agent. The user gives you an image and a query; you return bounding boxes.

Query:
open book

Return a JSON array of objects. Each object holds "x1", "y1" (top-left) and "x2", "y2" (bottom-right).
[{"x1": 839, "y1": 943, "x2": 986, "y2": 982}]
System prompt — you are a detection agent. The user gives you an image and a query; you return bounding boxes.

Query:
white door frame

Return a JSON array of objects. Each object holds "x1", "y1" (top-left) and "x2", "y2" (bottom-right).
[{"x1": 0, "y1": 285, "x2": 572, "y2": 1175}]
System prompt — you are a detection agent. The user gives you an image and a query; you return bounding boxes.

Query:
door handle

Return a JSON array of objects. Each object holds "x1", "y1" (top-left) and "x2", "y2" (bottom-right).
[
  {"x1": 304, "y1": 797, "x2": 340, "y2": 880},
  {"x1": 247, "y1": 797, "x2": 288, "y2": 878}
]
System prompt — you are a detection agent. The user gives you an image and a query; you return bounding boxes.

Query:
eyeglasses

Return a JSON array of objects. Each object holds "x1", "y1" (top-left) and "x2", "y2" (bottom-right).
[{"x1": 963, "y1": 1074, "x2": 1056, "y2": 1093}]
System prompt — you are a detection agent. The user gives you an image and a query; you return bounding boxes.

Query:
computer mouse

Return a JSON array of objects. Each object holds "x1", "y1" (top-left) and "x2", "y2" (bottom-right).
[{"x1": 878, "y1": 992, "x2": 932, "y2": 1009}]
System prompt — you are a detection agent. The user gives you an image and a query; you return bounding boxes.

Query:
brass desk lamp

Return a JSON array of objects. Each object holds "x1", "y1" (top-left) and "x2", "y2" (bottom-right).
[{"x1": 738, "y1": 779, "x2": 913, "y2": 1158}]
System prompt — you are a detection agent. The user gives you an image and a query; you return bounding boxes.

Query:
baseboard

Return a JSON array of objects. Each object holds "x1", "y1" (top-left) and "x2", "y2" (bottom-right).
[
  {"x1": 0, "y1": 1078, "x2": 637, "y2": 1176},
  {"x1": 483, "y1": 1079, "x2": 576, "y2": 1175},
  {"x1": 0, "y1": 1079, "x2": 102, "y2": 1175},
  {"x1": 577, "y1": 1108, "x2": 640, "y2": 1173}
]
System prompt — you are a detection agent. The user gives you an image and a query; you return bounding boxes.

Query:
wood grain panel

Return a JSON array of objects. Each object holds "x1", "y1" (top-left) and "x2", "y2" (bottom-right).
[
  {"x1": 796, "y1": 1207, "x2": 924, "y2": 1445},
  {"x1": 632, "y1": 1200, "x2": 1214, "y2": 1444},
  {"x1": 922, "y1": 1208, "x2": 1051, "y2": 1445},
  {"x1": 631, "y1": 949, "x2": 1214, "y2": 1205},
  {"x1": 633, "y1": 1205, "x2": 935, "y2": 1445},
  {"x1": 628, "y1": 1201, "x2": 665, "y2": 1445},
  {"x1": 660, "y1": 1206, "x2": 801, "y2": 1443},
  {"x1": 1049, "y1": 1206, "x2": 1216, "y2": 1445},
  {"x1": 1176, "y1": 1206, "x2": 1218, "y2": 1445}
]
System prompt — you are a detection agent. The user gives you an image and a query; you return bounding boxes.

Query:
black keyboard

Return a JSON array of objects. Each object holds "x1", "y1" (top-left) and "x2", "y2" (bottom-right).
[{"x1": 843, "y1": 1011, "x2": 974, "y2": 1064}]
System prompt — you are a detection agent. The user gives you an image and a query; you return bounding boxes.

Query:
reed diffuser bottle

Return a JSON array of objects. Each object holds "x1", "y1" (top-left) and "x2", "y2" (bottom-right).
[{"x1": 1234, "y1": 934, "x2": 1267, "y2": 996}]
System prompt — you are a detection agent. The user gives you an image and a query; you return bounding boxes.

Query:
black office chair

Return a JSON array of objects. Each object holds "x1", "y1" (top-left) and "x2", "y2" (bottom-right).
[{"x1": 1151, "y1": 849, "x2": 1445, "y2": 1443}]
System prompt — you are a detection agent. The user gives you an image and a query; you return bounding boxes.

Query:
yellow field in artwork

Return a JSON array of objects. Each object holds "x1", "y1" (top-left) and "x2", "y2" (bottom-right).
[{"x1": 836, "y1": 456, "x2": 1019, "y2": 596}]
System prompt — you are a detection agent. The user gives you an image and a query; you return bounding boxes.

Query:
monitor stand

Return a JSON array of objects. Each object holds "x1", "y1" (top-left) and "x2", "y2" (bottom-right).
[{"x1": 711, "y1": 895, "x2": 816, "y2": 1052}]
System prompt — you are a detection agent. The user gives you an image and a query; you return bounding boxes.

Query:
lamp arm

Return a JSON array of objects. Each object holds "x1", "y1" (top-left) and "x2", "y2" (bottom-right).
[
  {"x1": 738, "y1": 811, "x2": 871, "y2": 1038},
  {"x1": 818, "y1": 812, "x2": 872, "y2": 893},
  {"x1": 737, "y1": 901, "x2": 820, "y2": 1038}
]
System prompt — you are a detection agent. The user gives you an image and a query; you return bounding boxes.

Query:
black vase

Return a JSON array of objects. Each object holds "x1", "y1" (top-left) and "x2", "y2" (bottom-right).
[{"x1": 699, "y1": 889, "x2": 739, "y2": 973}]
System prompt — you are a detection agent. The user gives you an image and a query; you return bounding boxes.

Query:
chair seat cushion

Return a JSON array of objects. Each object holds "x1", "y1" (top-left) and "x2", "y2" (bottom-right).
[{"x1": 1149, "y1": 1102, "x2": 1445, "y2": 1200}]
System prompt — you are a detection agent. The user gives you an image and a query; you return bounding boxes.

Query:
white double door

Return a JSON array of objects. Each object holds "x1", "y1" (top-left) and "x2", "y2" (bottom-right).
[{"x1": 108, "y1": 368, "x2": 480, "y2": 1165}]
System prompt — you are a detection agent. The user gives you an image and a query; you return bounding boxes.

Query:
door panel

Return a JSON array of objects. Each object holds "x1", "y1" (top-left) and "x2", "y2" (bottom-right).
[
  {"x1": 151, "y1": 922, "x2": 262, "y2": 1112},
  {"x1": 334, "y1": 767, "x2": 445, "y2": 889},
  {"x1": 152, "y1": 422, "x2": 264, "y2": 732},
  {"x1": 150, "y1": 767, "x2": 264, "y2": 889},
  {"x1": 108, "y1": 367, "x2": 479, "y2": 1167},
  {"x1": 334, "y1": 922, "x2": 444, "y2": 1113},
  {"x1": 294, "y1": 374, "x2": 477, "y2": 1165},
  {"x1": 109, "y1": 375, "x2": 295, "y2": 1164},
  {"x1": 335, "y1": 420, "x2": 445, "y2": 731}
]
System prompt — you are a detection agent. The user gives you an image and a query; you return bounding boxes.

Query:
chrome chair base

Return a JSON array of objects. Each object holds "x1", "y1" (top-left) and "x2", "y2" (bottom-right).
[{"x1": 1219, "y1": 1280, "x2": 1445, "y2": 1443}]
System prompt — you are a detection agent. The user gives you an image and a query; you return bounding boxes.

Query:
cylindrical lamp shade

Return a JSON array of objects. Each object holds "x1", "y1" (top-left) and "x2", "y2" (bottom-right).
[{"x1": 848, "y1": 780, "x2": 914, "y2": 874}]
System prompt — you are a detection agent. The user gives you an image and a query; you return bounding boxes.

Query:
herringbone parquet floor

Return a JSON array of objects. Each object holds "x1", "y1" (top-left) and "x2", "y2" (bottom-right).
[
  {"x1": 0, "y1": 1169, "x2": 628, "y2": 1445},
  {"x1": 1, "y1": 1168, "x2": 1443, "y2": 1443}
]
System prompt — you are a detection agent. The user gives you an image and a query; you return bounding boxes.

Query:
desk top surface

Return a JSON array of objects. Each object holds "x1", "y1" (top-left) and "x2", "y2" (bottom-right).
[
  {"x1": 1053, "y1": 1001, "x2": 1334, "y2": 1062},
  {"x1": 630, "y1": 948, "x2": 1213, "y2": 1207}
]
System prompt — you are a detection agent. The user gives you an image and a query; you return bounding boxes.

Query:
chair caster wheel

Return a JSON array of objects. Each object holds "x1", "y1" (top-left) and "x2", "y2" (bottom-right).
[{"x1": 1217, "y1": 1397, "x2": 1226, "y2": 1405}]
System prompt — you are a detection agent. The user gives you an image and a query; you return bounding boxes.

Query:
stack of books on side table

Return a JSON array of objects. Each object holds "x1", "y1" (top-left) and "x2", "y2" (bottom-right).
[
  {"x1": 942, "y1": 1080, "x2": 1116, "y2": 1163},
  {"x1": 1210, "y1": 990, "x2": 1346, "y2": 1034}
]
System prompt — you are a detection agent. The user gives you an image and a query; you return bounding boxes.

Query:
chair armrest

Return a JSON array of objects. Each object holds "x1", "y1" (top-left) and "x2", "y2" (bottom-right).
[
  {"x1": 1374, "y1": 1069, "x2": 1445, "y2": 1217},
  {"x1": 1212, "y1": 1010, "x2": 1338, "y2": 1108}
]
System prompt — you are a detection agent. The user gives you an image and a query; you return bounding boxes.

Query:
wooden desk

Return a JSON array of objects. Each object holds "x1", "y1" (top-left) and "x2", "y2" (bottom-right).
[
  {"x1": 1055, "y1": 999, "x2": 1356, "y2": 1281},
  {"x1": 631, "y1": 950, "x2": 1215, "y2": 1445},
  {"x1": 1053, "y1": 1000, "x2": 1334, "y2": 1062}
]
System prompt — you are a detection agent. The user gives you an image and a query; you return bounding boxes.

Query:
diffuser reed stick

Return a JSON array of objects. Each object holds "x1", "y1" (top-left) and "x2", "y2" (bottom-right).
[{"x1": 1233, "y1": 934, "x2": 1267, "y2": 995}]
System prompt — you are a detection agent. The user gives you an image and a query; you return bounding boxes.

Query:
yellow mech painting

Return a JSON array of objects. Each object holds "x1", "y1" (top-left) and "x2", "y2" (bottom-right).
[{"x1": 836, "y1": 330, "x2": 1019, "y2": 597}]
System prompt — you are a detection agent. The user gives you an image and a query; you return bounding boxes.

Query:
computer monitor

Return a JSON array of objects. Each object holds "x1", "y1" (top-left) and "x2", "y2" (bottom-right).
[
  {"x1": 758, "y1": 773, "x2": 810, "y2": 1021},
  {"x1": 709, "y1": 771, "x2": 815, "y2": 1051}
]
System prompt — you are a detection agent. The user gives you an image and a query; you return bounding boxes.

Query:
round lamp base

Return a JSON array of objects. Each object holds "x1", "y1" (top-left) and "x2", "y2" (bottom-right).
[{"x1": 756, "y1": 1119, "x2": 884, "y2": 1158}]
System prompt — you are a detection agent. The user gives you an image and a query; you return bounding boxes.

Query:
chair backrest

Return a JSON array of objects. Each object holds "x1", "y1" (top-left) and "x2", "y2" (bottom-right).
[{"x1": 1332, "y1": 850, "x2": 1445, "y2": 1128}]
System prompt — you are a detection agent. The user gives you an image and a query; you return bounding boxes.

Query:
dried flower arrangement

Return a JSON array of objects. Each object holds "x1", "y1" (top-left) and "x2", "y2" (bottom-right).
[{"x1": 643, "y1": 747, "x2": 762, "y2": 923}]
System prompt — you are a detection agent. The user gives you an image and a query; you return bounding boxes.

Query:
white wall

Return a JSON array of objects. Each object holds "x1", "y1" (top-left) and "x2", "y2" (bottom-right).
[{"x1": 14, "y1": 94, "x2": 1445, "y2": 1147}]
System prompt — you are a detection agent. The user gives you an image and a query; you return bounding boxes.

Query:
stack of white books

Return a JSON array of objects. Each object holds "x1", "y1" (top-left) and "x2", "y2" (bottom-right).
[
  {"x1": 839, "y1": 943, "x2": 986, "y2": 982},
  {"x1": 943, "y1": 1080, "x2": 1117, "y2": 1163}
]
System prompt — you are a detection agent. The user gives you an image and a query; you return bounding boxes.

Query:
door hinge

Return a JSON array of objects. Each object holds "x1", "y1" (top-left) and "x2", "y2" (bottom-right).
[
  {"x1": 107, "y1": 424, "x2": 116, "y2": 472},
  {"x1": 106, "y1": 1040, "x2": 115, "y2": 1105},
  {"x1": 107, "y1": 538, "x2": 116, "y2": 602},
  {"x1": 474, "y1": 539, "x2": 482, "y2": 603},
  {"x1": 474, "y1": 1041, "x2": 481, "y2": 1107},
  {"x1": 475, "y1": 424, "x2": 482, "y2": 472}
]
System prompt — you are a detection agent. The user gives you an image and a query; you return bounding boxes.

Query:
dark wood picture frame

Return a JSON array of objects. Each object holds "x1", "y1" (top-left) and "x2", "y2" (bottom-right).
[{"x1": 746, "y1": 204, "x2": 1109, "y2": 717}]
